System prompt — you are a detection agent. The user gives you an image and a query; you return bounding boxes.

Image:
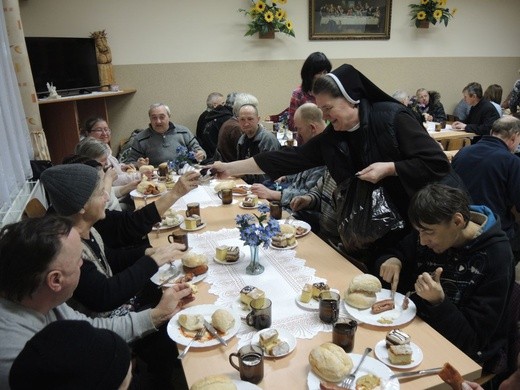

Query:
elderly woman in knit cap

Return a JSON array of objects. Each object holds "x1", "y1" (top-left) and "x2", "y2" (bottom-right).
[
  {"x1": 211, "y1": 64, "x2": 455, "y2": 271},
  {"x1": 10, "y1": 320, "x2": 132, "y2": 390},
  {"x1": 73, "y1": 137, "x2": 140, "y2": 210},
  {"x1": 40, "y1": 164, "x2": 200, "y2": 317}
]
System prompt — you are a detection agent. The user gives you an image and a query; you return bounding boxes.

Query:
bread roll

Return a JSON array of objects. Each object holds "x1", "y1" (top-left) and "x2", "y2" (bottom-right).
[
  {"x1": 280, "y1": 224, "x2": 296, "y2": 235},
  {"x1": 211, "y1": 309, "x2": 235, "y2": 333},
  {"x1": 190, "y1": 375, "x2": 237, "y2": 390},
  {"x1": 178, "y1": 314, "x2": 205, "y2": 331},
  {"x1": 348, "y1": 274, "x2": 382, "y2": 294},
  {"x1": 182, "y1": 252, "x2": 208, "y2": 268},
  {"x1": 309, "y1": 342, "x2": 353, "y2": 382},
  {"x1": 344, "y1": 274, "x2": 382, "y2": 309},
  {"x1": 139, "y1": 165, "x2": 155, "y2": 173},
  {"x1": 214, "y1": 181, "x2": 236, "y2": 191}
]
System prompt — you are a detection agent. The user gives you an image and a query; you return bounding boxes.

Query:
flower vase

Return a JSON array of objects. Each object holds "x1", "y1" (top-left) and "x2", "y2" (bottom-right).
[
  {"x1": 416, "y1": 20, "x2": 430, "y2": 28},
  {"x1": 259, "y1": 26, "x2": 275, "y2": 39},
  {"x1": 246, "y1": 245, "x2": 264, "y2": 275}
]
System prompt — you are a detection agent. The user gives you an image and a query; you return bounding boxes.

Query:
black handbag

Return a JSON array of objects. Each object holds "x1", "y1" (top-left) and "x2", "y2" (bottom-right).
[{"x1": 334, "y1": 177, "x2": 405, "y2": 253}]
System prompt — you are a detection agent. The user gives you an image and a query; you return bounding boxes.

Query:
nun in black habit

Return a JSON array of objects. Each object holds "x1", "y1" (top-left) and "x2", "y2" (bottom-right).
[{"x1": 211, "y1": 64, "x2": 453, "y2": 270}]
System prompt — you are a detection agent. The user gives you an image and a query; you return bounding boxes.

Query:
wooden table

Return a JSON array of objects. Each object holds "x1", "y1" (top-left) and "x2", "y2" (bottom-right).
[
  {"x1": 137, "y1": 193, "x2": 482, "y2": 389},
  {"x1": 429, "y1": 129, "x2": 476, "y2": 142}
]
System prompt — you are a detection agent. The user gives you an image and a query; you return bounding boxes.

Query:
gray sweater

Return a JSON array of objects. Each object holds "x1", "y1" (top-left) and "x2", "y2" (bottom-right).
[{"x1": 0, "y1": 298, "x2": 156, "y2": 389}]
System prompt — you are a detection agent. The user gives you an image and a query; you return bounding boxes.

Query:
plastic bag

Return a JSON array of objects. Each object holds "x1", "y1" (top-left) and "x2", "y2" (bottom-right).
[{"x1": 335, "y1": 177, "x2": 404, "y2": 252}]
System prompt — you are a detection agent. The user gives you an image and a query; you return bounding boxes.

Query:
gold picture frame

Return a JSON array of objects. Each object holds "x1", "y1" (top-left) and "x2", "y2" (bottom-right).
[{"x1": 309, "y1": 0, "x2": 392, "y2": 40}]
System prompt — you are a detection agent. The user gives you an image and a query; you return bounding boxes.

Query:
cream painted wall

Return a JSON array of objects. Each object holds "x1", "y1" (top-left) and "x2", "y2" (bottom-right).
[{"x1": 19, "y1": 0, "x2": 520, "y2": 154}]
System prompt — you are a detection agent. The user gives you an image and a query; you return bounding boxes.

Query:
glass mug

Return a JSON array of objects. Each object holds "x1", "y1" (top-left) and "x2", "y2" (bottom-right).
[
  {"x1": 246, "y1": 298, "x2": 272, "y2": 330},
  {"x1": 186, "y1": 202, "x2": 200, "y2": 217},
  {"x1": 229, "y1": 344, "x2": 264, "y2": 384},
  {"x1": 319, "y1": 291, "x2": 340, "y2": 323},
  {"x1": 332, "y1": 317, "x2": 358, "y2": 353},
  {"x1": 218, "y1": 188, "x2": 233, "y2": 205},
  {"x1": 168, "y1": 231, "x2": 189, "y2": 251},
  {"x1": 269, "y1": 201, "x2": 282, "y2": 220}
]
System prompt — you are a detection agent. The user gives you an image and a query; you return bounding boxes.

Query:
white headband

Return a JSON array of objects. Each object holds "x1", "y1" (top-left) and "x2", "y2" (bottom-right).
[{"x1": 327, "y1": 73, "x2": 360, "y2": 105}]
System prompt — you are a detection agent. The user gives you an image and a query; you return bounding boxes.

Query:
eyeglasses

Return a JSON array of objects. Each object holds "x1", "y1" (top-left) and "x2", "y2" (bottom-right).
[{"x1": 91, "y1": 127, "x2": 111, "y2": 134}]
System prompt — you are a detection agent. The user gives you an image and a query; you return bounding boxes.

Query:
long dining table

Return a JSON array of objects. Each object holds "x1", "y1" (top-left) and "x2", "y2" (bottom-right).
[{"x1": 135, "y1": 181, "x2": 482, "y2": 390}]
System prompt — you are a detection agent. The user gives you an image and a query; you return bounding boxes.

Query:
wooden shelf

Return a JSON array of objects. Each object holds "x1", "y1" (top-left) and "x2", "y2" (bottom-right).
[{"x1": 38, "y1": 88, "x2": 136, "y2": 164}]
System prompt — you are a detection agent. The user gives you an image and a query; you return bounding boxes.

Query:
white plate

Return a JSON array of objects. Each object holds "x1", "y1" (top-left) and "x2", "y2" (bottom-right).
[
  {"x1": 238, "y1": 201, "x2": 265, "y2": 209},
  {"x1": 281, "y1": 220, "x2": 311, "y2": 238},
  {"x1": 150, "y1": 260, "x2": 207, "y2": 287},
  {"x1": 251, "y1": 328, "x2": 297, "y2": 358},
  {"x1": 129, "y1": 189, "x2": 166, "y2": 198},
  {"x1": 213, "y1": 251, "x2": 245, "y2": 265},
  {"x1": 152, "y1": 214, "x2": 184, "y2": 231},
  {"x1": 180, "y1": 222, "x2": 207, "y2": 231},
  {"x1": 294, "y1": 288, "x2": 339, "y2": 311},
  {"x1": 343, "y1": 289, "x2": 417, "y2": 327},
  {"x1": 167, "y1": 304, "x2": 241, "y2": 347},
  {"x1": 232, "y1": 380, "x2": 261, "y2": 389},
  {"x1": 307, "y1": 354, "x2": 400, "y2": 390},
  {"x1": 269, "y1": 240, "x2": 298, "y2": 250},
  {"x1": 374, "y1": 339, "x2": 423, "y2": 369}
]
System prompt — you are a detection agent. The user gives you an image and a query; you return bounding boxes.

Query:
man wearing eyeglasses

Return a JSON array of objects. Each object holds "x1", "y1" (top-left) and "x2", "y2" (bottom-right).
[{"x1": 124, "y1": 103, "x2": 206, "y2": 167}]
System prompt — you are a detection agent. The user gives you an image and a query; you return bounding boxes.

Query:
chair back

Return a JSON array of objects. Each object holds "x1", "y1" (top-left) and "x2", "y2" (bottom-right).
[{"x1": 22, "y1": 198, "x2": 47, "y2": 219}]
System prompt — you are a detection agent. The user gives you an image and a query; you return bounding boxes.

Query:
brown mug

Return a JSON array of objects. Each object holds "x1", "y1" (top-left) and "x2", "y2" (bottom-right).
[
  {"x1": 218, "y1": 188, "x2": 233, "y2": 205},
  {"x1": 319, "y1": 291, "x2": 340, "y2": 324},
  {"x1": 229, "y1": 344, "x2": 264, "y2": 384},
  {"x1": 435, "y1": 123, "x2": 442, "y2": 132},
  {"x1": 185, "y1": 202, "x2": 200, "y2": 217},
  {"x1": 167, "y1": 231, "x2": 189, "y2": 251},
  {"x1": 332, "y1": 317, "x2": 358, "y2": 352},
  {"x1": 246, "y1": 298, "x2": 272, "y2": 330},
  {"x1": 286, "y1": 139, "x2": 295, "y2": 147},
  {"x1": 269, "y1": 201, "x2": 282, "y2": 220}
]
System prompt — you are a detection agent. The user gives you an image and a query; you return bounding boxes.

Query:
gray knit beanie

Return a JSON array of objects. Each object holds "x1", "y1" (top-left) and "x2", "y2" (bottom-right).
[{"x1": 40, "y1": 164, "x2": 100, "y2": 216}]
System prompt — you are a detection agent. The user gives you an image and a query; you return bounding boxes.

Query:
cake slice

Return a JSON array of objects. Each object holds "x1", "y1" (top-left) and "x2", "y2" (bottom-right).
[
  {"x1": 240, "y1": 286, "x2": 265, "y2": 306},
  {"x1": 271, "y1": 234, "x2": 288, "y2": 248},
  {"x1": 259, "y1": 329, "x2": 279, "y2": 353},
  {"x1": 386, "y1": 329, "x2": 411, "y2": 348},
  {"x1": 271, "y1": 340, "x2": 290, "y2": 357},
  {"x1": 225, "y1": 246, "x2": 240, "y2": 262},
  {"x1": 388, "y1": 344, "x2": 413, "y2": 365},
  {"x1": 312, "y1": 282, "x2": 330, "y2": 300}
]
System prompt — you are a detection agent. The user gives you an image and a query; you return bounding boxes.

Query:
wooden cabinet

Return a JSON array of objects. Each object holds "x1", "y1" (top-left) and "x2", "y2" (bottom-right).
[{"x1": 38, "y1": 89, "x2": 136, "y2": 164}]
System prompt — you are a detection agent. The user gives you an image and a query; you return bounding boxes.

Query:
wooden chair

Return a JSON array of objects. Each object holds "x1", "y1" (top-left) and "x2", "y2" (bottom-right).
[
  {"x1": 446, "y1": 137, "x2": 471, "y2": 151},
  {"x1": 22, "y1": 198, "x2": 47, "y2": 219}
]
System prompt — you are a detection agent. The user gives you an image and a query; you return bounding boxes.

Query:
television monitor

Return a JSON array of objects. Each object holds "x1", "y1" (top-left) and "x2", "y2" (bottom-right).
[{"x1": 25, "y1": 37, "x2": 101, "y2": 97}]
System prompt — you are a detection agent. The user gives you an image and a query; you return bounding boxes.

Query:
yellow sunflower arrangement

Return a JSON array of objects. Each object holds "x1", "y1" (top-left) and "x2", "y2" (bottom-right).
[
  {"x1": 409, "y1": 0, "x2": 456, "y2": 27},
  {"x1": 239, "y1": 0, "x2": 295, "y2": 37}
]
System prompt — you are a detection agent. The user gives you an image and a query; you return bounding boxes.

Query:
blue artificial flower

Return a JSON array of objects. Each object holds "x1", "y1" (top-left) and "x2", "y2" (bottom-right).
[{"x1": 236, "y1": 208, "x2": 280, "y2": 248}]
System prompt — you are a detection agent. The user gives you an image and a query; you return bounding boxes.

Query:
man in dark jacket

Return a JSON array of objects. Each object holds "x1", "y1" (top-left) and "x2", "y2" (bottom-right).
[
  {"x1": 452, "y1": 116, "x2": 520, "y2": 256},
  {"x1": 377, "y1": 183, "x2": 514, "y2": 374},
  {"x1": 411, "y1": 88, "x2": 447, "y2": 123},
  {"x1": 452, "y1": 82, "x2": 501, "y2": 141}
]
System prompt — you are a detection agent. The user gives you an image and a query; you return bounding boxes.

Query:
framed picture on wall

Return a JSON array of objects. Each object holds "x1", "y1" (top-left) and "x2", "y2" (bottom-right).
[{"x1": 309, "y1": 0, "x2": 392, "y2": 40}]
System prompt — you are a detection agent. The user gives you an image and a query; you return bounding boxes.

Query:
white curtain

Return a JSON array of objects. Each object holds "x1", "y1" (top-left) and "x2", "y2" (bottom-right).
[{"x1": 0, "y1": 7, "x2": 33, "y2": 216}]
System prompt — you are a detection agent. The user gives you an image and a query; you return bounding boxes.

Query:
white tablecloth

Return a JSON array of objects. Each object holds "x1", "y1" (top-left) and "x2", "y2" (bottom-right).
[
  {"x1": 170, "y1": 180, "x2": 238, "y2": 211},
  {"x1": 187, "y1": 228, "x2": 349, "y2": 342}
]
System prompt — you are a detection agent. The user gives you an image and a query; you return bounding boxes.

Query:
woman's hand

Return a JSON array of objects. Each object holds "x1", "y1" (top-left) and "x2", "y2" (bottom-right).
[
  {"x1": 172, "y1": 171, "x2": 200, "y2": 197},
  {"x1": 415, "y1": 267, "x2": 445, "y2": 305},
  {"x1": 209, "y1": 161, "x2": 233, "y2": 179},
  {"x1": 379, "y1": 257, "x2": 402, "y2": 291},
  {"x1": 356, "y1": 162, "x2": 396, "y2": 183},
  {"x1": 147, "y1": 243, "x2": 187, "y2": 267}
]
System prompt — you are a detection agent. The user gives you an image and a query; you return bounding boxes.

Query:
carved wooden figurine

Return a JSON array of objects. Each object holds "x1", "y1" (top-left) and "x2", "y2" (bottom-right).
[{"x1": 90, "y1": 30, "x2": 115, "y2": 91}]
